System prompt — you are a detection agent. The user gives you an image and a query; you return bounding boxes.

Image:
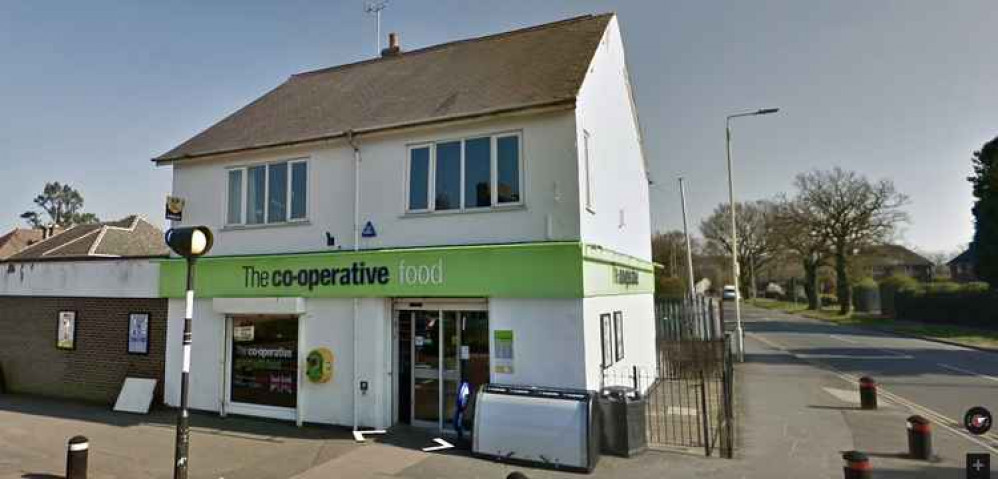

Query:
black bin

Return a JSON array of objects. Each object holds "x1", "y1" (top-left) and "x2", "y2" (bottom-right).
[{"x1": 598, "y1": 386, "x2": 647, "y2": 457}]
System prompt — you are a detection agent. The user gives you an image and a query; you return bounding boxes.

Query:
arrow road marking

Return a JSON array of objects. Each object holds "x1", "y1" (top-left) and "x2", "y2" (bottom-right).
[
  {"x1": 422, "y1": 437, "x2": 454, "y2": 452},
  {"x1": 353, "y1": 429, "x2": 386, "y2": 442}
]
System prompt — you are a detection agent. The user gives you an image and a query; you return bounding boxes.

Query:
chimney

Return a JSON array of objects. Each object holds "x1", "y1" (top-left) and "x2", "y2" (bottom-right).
[{"x1": 381, "y1": 32, "x2": 401, "y2": 57}]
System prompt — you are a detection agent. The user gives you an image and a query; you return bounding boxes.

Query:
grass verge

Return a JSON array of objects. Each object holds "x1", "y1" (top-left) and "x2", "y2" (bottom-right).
[{"x1": 748, "y1": 298, "x2": 998, "y2": 350}]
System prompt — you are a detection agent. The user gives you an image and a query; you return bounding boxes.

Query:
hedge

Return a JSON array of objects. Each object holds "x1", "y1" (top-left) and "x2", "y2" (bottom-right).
[
  {"x1": 895, "y1": 283, "x2": 998, "y2": 328},
  {"x1": 879, "y1": 274, "x2": 920, "y2": 318}
]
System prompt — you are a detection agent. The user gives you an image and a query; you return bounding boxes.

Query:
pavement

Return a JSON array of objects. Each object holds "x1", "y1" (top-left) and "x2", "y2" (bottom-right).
[{"x1": 1, "y1": 304, "x2": 995, "y2": 478}]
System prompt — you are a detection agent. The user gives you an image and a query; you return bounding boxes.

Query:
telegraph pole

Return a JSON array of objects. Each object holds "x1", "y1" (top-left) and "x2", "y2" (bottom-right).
[{"x1": 678, "y1": 177, "x2": 696, "y2": 297}]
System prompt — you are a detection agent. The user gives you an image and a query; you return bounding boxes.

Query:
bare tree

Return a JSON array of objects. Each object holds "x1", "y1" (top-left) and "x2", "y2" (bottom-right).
[
  {"x1": 651, "y1": 230, "x2": 703, "y2": 296},
  {"x1": 700, "y1": 200, "x2": 778, "y2": 298},
  {"x1": 793, "y1": 168, "x2": 908, "y2": 314},
  {"x1": 772, "y1": 196, "x2": 831, "y2": 309},
  {"x1": 21, "y1": 182, "x2": 99, "y2": 228}
]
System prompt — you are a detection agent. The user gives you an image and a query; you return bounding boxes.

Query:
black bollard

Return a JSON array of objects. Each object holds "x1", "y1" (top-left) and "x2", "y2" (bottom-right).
[
  {"x1": 907, "y1": 415, "x2": 932, "y2": 460},
  {"x1": 858, "y1": 376, "x2": 877, "y2": 410},
  {"x1": 66, "y1": 435, "x2": 89, "y2": 479},
  {"x1": 842, "y1": 450, "x2": 872, "y2": 479},
  {"x1": 506, "y1": 472, "x2": 529, "y2": 479}
]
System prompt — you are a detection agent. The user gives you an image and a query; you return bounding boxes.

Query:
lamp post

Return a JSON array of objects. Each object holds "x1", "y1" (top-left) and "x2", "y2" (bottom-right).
[
  {"x1": 725, "y1": 108, "x2": 779, "y2": 361},
  {"x1": 164, "y1": 226, "x2": 214, "y2": 479}
]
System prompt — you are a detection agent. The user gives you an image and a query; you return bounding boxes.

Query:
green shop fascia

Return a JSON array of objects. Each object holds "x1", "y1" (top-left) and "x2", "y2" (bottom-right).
[{"x1": 158, "y1": 242, "x2": 654, "y2": 299}]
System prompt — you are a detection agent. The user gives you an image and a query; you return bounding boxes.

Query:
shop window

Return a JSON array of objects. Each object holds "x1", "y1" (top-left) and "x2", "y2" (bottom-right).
[
  {"x1": 613, "y1": 311, "x2": 624, "y2": 362},
  {"x1": 406, "y1": 131, "x2": 523, "y2": 213},
  {"x1": 230, "y1": 316, "x2": 298, "y2": 408},
  {"x1": 600, "y1": 313, "x2": 613, "y2": 369},
  {"x1": 227, "y1": 159, "x2": 308, "y2": 226}
]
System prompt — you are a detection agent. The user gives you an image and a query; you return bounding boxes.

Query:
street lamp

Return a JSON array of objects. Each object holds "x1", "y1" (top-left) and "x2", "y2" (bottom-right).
[
  {"x1": 725, "y1": 107, "x2": 779, "y2": 362},
  {"x1": 164, "y1": 226, "x2": 214, "y2": 479}
]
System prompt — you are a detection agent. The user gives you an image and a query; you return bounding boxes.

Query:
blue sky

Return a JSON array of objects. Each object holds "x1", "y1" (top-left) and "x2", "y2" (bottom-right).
[{"x1": 1, "y1": 0, "x2": 992, "y2": 253}]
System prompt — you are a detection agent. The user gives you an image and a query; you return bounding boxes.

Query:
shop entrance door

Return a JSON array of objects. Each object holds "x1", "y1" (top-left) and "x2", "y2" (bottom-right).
[
  {"x1": 226, "y1": 315, "x2": 299, "y2": 421},
  {"x1": 395, "y1": 303, "x2": 489, "y2": 431}
]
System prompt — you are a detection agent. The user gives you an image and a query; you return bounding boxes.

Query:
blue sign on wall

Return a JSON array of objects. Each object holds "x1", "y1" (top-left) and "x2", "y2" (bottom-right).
[{"x1": 362, "y1": 221, "x2": 377, "y2": 238}]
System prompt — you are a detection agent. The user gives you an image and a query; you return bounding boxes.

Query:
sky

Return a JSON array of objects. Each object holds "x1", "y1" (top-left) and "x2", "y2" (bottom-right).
[{"x1": 1, "y1": 0, "x2": 993, "y2": 255}]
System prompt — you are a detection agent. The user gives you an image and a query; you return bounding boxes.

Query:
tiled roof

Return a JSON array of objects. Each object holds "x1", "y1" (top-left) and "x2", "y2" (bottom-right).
[
  {"x1": 155, "y1": 13, "x2": 613, "y2": 163},
  {"x1": 5, "y1": 216, "x2": 168, "y2": 261},
  {"x1": 0, "y1": 229, "x2": 45, "y2": 260},
  {"x1": 858, "y1": 244, "x2": 933, "y2": 267}
]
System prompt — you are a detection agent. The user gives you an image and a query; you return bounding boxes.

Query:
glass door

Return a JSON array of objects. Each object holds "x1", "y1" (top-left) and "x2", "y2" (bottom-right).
[
  {"x1": 399, "y1": 304, "x2": 488, "y2": 431},
  {"x1": 412, "y1": 310, "x2": 442, "y2": 427}
]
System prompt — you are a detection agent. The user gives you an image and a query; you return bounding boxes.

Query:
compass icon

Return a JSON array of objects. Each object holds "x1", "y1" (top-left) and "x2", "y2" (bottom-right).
[{"x1": 965, "y1": 407, "x2": 993, "y2": 436}]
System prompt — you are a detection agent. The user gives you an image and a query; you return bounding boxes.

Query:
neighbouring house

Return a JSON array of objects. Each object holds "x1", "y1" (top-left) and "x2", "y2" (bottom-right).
[
  {"x1": 948, "y1": 247, "x2": 977, "y2": 283},
  {"x1": 0, "y1": 226, "x2": 60, "y2": 260},
  {"x1": 0, "y1": 216, "x2": 169, "y2": 404},
  {"x1": 153, "y1": 13, "x2": 655, "y2": 431},
  {"x1": 855, "y1": 244, "x2": 934, "y2": 282}
]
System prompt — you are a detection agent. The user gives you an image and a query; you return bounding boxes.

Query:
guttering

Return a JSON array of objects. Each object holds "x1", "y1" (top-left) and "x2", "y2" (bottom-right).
[
  {"x1": 152, "y1": 97, "x2": 576, "y2": 165},
  {"x1": 347, "y1": 129, "x2": 361, "y2": 432}
]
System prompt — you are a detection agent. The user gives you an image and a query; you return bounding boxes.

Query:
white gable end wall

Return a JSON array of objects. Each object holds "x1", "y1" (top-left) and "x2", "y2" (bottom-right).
[{"x1": 574, "y1": 16, "x2": 652, "y2": 261}]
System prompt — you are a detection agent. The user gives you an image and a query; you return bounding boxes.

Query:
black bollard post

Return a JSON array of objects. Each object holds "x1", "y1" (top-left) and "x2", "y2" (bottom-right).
[
  {"x1": 506, "y1": 472, "x2": 529, "y2": 479},
  {"x1": 66, "y1": 435, "x2": 89, "y2": 479},
  {"x1": 842, "y1": 450, "x2": 872, "y2": 479},
  {"x1": 858, "y1": 376, "x2": 877, "y2": 410},
  {"x1": 907, "y1": 415, "x2": 932, "y2": 460}
]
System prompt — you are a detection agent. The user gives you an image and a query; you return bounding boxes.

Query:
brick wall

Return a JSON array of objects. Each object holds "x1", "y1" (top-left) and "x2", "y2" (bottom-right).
[{"x1": 0, "y1": 296, "x2": 168, "y2": 405}]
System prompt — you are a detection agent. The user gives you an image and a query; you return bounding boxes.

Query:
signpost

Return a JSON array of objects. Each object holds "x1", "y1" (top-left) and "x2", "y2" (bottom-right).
[{"x1": 164, "y1": 226, "x2": 213, "y2": 479}]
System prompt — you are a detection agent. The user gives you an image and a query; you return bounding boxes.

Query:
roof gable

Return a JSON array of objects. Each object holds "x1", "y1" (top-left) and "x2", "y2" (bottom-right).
[{"x1": 155, "y1": 13, "x2": 612, "y2": 163}]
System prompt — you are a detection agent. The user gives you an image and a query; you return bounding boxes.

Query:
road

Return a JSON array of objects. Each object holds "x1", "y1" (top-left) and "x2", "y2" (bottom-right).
[{"x1": 735, "y1": 303, "x2": 998, "y2": 456}]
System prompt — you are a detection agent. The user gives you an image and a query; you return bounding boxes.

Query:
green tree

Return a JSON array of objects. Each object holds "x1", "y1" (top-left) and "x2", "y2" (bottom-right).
[
  {"x1": 700, "y1": 200, "x2": 779, "y2": 299},
  {"x1": 772, "y1": 196, "x2": 830, "y2": 310},
  {"x1": 792, "y1": 168, "x2": 908, "y2": 315},
  {"x1": 20, "y1": 182, "x2": 100, "y2": 228},
  {"x1": 969, "y1": 136, "x2": 998, "y2": 285}
]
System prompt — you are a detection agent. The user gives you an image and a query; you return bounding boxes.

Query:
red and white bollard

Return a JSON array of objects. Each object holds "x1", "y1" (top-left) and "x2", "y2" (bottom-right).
[
  {"x1": 842, "y1": 450, "x2": 872, "y2": 479},
  {"x1": 858, "y1": 376, "x2": 877, "y2": 410}
]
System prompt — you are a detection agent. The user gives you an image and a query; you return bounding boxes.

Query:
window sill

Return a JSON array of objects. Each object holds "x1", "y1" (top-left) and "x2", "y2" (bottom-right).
[
  {"x1": 221, "y1": 220, "x2": 311, "y2": 232},
  {"x1": 401, "y1": 204, "x2": 526, "y2": 219}
]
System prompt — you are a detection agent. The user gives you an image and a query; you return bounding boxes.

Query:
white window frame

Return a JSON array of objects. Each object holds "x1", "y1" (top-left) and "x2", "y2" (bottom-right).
[
  {"x1": 583, "y1": 129, "x2": 595, "y2": 214},
  {"x1": 405, "y1": 131, "x2": 524, "y2": 214},
  {"x1": 225, "y1": 158, "x2": 309, "y2": 227}
]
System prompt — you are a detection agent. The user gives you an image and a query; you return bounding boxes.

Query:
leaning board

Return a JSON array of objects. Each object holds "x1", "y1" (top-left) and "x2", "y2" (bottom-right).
[{"x1": 113, "y1": 378, "x2": 157, "y2": 414}]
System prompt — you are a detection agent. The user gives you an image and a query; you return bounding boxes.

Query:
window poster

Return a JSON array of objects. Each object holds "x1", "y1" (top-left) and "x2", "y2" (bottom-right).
[
  {"x1": 494, "y1": 330, "x2": 514, "y2": 374},
  {"x1": 57, "y1": 311, "x2": 76, "y2": 350},
  {"x1": 230, "y1": 317, "x2": 298, "y2": 408},
  {"x1": 600, "y1": 313, "x2": 613, "y2": 368},
  {"x1": 128, "y1": 313, "x2": 150, "y2": 354},
  {"x1": 613, "y1": 311, "x2": 624, "y2": 362}
]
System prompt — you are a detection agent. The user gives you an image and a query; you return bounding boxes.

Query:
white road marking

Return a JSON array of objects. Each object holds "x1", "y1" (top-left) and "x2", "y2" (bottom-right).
[
  {"x1": 422, "y1": 438, "x2": 454, "y2": 452},
  {"x1": 821, "y1": 387, "x2": 860, "y2": 404},
  {"x1": 795, "y1": 353, "x2": 913, "y2": 360},
  {"x1": 829, "y1": 334, "x2": 860, "y2": 344},
  {"x1": 352, "y1": 429, "x2": 386, "y2": 442},
  {"x1": 746, "y1": 332, "x2": 998, "y2": 454},
  {"x1": 937, "y1": 363, "x2": 998, "y2": 384}
]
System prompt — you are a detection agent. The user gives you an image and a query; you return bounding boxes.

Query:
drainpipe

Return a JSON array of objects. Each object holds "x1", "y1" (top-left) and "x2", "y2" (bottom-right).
[{"x1": 347, "y1": 130, "x2": 361, "y2": 431}]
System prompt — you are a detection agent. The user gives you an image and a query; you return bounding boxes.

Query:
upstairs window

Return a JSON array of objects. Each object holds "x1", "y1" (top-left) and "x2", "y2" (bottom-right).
[
  {"x1": 227, "y1": 159, "x2": 307, "y2": 226},
  {"x1": 407, "y1": 132, "x2": 522, "y2": 213}
]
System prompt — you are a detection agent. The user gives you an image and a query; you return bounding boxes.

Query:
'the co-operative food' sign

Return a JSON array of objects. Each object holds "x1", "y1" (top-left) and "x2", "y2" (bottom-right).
[{"x1": 159, "y1": 242, "x2": 594, "y2": 299}]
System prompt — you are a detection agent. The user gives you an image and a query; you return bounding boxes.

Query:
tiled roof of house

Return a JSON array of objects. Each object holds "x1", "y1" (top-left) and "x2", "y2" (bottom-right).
[
  {"x1": 0, "y1": 228, "x2": 45, "y2": 260},
  {"x1": 4, "y1": 216, "x2": 168, "y2": 261},
  {"x1": 154, "y1": 13, "x2": 613, "y2": 163},
  {"x1": 948, "y1": 247, "x2": 974, "y2": 265},
  {"x1": 858, "y1": 244, "x2": 933, "y2": 267}
]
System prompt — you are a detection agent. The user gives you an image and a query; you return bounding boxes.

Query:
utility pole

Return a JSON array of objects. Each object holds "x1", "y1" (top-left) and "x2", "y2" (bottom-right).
[
  {"x1": 679, "y1": 177, "x2": 696, "y2": 298},
  {"x1": 365, "y1": 1, "x2": 388, "y2": 55}
]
